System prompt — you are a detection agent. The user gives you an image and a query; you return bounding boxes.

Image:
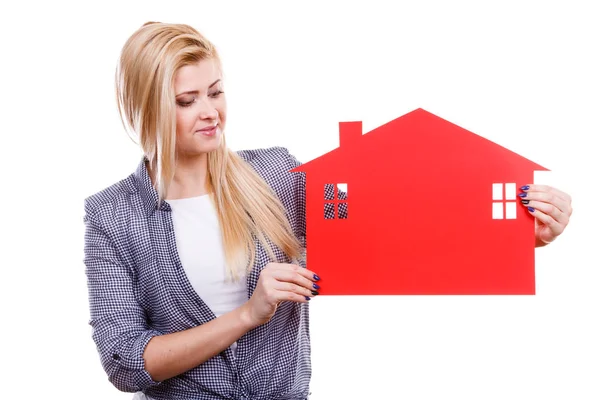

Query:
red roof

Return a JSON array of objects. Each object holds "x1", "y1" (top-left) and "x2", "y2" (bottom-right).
[{"x1": 292, "y1": 108, "x2": 549, "y2": 174}]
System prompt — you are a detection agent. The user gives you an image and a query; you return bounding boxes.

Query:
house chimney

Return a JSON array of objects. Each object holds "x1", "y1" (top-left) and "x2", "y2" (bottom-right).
[{"x1": 339, "y1": 121, "x2": 362, "y2": 148}]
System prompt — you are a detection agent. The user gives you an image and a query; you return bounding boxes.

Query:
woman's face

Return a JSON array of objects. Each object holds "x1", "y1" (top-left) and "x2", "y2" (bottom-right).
[{"x1": 173, "y1": 58, "x2": 226, "y2": 157}]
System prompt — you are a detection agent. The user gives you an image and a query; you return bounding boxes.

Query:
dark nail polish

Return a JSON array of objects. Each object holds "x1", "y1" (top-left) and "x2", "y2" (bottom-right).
[
  {"x1": 520, "y1": 185, "x2": 530, "y2": 190},
  {"x1": 527, "y1": 206, "x2": 535, "y2": 212},
  {"x1": 305, "y1": 296, "x2": 311, "y2": 301},
  {"x1": 518, "y1": 192, "x2": 527, "y2": 198},
  {"x1": 313, "y1": 274, "x2": 320, "y2": 281},
  {"x1": 311, "y1": 291, "x2": 319, "y2": 296},
  {"x1": 313, "y1": 283, "x2": 320, "y2": 290},
  {"x1": 521, "y1": 200, "x2": 530, "y2": 205}
]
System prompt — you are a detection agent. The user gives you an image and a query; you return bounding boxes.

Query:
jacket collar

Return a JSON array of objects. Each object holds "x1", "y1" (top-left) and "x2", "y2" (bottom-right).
[{"x1": 133, "y1": 156, "x2": 171, "y2": 216}]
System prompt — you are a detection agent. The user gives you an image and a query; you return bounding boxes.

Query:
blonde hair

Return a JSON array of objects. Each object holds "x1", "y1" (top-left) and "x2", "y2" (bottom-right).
[{"x1": 115, "y1": 21, "x2": 302, "y2": 279}]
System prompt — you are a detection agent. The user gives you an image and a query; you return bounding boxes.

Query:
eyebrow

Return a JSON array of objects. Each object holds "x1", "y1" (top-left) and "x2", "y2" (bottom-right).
[{"x1": 176, "y1": 79, "x2": 221, "y2": 96}]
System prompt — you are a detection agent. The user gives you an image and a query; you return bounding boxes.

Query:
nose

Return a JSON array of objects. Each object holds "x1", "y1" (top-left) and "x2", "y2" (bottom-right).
[{"x1": 197, "y1": 96, "x2": 218, "y2": 120}]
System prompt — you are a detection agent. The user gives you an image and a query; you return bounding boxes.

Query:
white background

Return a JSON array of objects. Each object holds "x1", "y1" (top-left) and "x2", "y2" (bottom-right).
[{"x1": 2, "y1": 1, "x2": 599, "y2": 399}]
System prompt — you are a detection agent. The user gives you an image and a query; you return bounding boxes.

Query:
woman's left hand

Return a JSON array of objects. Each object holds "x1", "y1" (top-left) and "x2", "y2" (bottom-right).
[{"x1": 519, "y1": 184, "x2": 573, "y2": 246}]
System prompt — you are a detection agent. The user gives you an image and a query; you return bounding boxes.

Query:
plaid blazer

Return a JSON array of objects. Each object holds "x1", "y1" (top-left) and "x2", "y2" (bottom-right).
[{"x1": 83, "y1": 147, "x2": 312, "y2": 400}]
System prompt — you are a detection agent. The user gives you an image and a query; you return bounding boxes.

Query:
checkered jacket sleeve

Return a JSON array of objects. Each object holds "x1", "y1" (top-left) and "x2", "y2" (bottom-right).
[{"x1": 83, "y1": 209, "x2": 163, "y2": 392}]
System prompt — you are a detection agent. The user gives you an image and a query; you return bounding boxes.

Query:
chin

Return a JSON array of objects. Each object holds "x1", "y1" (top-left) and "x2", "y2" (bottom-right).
[{"x1": 199, "y1": 140, "x2": 222, "y2": 155}]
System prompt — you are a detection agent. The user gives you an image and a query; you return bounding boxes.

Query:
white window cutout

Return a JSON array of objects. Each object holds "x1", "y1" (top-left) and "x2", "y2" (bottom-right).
[
  {"x1": 505, "y1": 202, "x2": 517, "y2": 219},
  {"x1": 337, "y1": 183, "x2": 347, "y2": 195},
  {"x1": 492, "y1": 183, "x2": 503, "y2": 200},
  {"x1": 492, "y1": 202, "x2": 503, "y2": 219},
  {"x1": 505, "y1": 183, "x2": 516, "y2": 200},
  {"x1": 492, "y1": 183, "x2": 518, "y2": 220}
]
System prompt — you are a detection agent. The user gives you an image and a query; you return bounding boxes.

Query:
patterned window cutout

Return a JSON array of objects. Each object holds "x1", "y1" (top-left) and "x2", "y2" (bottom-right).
[{"x1": 324, "y1": 183, "x2": 348, "y2": 219}]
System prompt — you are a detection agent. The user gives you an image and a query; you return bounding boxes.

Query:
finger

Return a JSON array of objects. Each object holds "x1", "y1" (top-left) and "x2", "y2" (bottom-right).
[
  {"x1": 521, "y1": 184, "x2": 572, "y2": 204},
  {"x1": 294, "y1": 265, "x2": 321, "y2": 284},
  {"x1": 273, "y1": 280, "x2": 319, "y2": 299},
  {"x1": 525, "y1": 205, "x2": 566, "y2": 237},
  {"x1": 267, "y1": 263, "x2": 321, "y2": 286},
  {"x1": 272, "y1": 289, "x2": 312, "y2": 303},
  {"x1": 519, "y1": 189, "x2": 571, "y2": 215},
  {"x1": 260, "y1": 284, "x2": 311, "y2": 305},
  {"x1": 270, "y1": 268, "x2": 320, "y2": 292},
  {"x1": 523, "y1": 199, "x2": 569, "y2": 227}
]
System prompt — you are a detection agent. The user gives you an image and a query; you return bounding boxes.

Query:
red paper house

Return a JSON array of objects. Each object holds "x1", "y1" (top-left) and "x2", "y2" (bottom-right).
[{"x1": 291, "y1": 108, "x2": 548, "y2": 295}]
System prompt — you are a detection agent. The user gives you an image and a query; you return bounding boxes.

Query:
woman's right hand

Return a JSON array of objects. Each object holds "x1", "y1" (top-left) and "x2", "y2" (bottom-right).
[{"x1": 241, "y1": 263, "x2": 320, "y2": 328}]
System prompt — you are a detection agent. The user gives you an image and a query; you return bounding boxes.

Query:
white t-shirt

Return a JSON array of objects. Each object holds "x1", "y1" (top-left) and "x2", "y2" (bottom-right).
[{"x1": 166, "y1": 194, "x2": 247, "y2": 355}]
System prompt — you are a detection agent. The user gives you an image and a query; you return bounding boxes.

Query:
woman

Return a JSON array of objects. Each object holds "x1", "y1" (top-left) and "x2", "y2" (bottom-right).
[{"x1": 83, "y1": 22, "x2": 573, "y2": 400}]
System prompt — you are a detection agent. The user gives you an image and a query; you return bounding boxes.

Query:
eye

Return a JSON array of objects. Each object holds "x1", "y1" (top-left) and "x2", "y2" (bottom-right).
[
  {"x1": 176, "y1": 97, "x2": 196, "y2": 107},
  {"x1": 209, "y1": 90, "x2": 224, "y2": 98}
]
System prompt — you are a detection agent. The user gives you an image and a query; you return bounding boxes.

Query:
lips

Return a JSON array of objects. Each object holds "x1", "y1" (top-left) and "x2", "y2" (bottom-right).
[{"x1": 196, "y1": 125, "x2": 218, "y2": 136}]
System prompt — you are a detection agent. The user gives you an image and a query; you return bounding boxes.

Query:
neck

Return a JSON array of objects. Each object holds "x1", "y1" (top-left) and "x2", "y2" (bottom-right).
[{"x1": 166, "y1": 153, "x2": 211, "y2": 200}]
